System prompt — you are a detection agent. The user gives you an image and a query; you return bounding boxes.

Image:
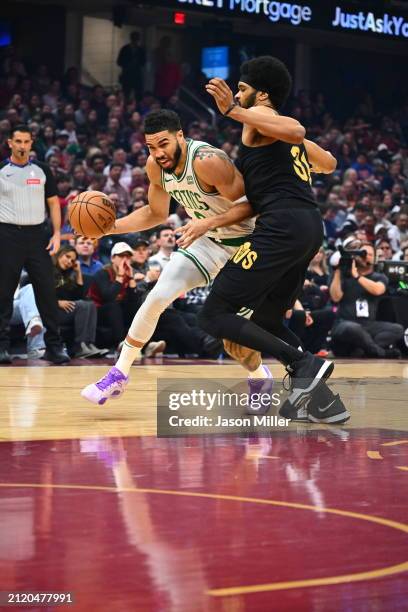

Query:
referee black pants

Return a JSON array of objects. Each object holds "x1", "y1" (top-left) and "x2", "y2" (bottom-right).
[{"x1": 0, "y1": 223, "x2": 62, "y2": 351}]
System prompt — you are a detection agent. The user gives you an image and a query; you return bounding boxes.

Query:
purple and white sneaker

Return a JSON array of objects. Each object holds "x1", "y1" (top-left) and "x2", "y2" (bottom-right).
[
  {"x1": 81, "y1": 366, "x2": 128, "y2": 405},
  {"x1": 246, "y1": 366, "x2": 274, "y2": 415}
]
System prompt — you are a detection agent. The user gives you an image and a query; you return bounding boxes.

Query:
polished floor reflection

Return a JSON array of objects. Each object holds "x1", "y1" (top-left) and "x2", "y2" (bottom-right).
[{"x1": 0, "y1": 362, "x2": 407, "y2": 611}]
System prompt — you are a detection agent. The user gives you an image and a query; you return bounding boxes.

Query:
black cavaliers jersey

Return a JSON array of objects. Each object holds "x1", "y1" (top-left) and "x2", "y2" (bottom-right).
[{"x1": 236, "y1": 140, "x2": 317, "y2": 214}]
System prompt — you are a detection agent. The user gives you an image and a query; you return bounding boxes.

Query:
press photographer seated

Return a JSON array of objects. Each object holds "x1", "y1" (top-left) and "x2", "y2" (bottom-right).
[{"x1": 329, "y1": 242, "x2": 404, "y2": 358}]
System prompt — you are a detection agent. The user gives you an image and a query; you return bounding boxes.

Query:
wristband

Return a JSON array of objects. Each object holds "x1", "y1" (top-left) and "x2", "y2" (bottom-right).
[{"x1": 224, "y1": 102, "x2": 237, "y2": 116}]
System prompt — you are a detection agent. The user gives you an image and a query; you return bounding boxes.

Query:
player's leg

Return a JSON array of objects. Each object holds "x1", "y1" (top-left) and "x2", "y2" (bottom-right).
[
  {"x1": 116, "y1": 251, "x2": 208, "y2": 372},
  {"x1": 199, "y1": 208, "x2": 334, "y2": 407},
  {"x1": 81, "y1": 251, "x2": 207, "y2": 404},
  {"x1": 222, "y1": 288, "x2": 304, "y2": 377}
]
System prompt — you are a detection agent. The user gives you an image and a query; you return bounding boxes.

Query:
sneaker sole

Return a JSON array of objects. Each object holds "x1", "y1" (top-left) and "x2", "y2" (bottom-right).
[
  {"x1": 288, "y1": 360, "x2": 334, "y2": 408},
  {"x1": 308, "y1": 409, "x2": 351, "y2": 424},
  {"x1": 81, "y1": 383, "x2": 127, "y2": 405}
]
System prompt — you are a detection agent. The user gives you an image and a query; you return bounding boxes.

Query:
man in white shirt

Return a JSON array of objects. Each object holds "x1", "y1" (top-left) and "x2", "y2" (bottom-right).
[
  {"x1": 147, "y1": 225, "x2": 176, "y2": 270},
  {"x1": 388, "y1": 213, "x2": 408, "y2": 252}
]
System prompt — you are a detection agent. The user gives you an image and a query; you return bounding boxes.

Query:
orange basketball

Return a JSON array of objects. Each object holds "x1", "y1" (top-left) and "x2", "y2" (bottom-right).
[{"x1": 68, "y1": 191, "x2": 116, "y2": 238}]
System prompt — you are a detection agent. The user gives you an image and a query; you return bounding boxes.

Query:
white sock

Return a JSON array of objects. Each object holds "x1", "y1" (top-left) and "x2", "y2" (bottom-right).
[
  {"x1": 248, "y1": 364, "x2": 269, "y2": 379},
  {"x1": 116, "y1": 339, "x2": 142, "y2": 376}
]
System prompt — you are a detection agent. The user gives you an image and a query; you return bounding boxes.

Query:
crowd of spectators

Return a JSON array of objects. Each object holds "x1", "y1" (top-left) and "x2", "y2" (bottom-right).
[{"x1": 1, "y1": 44, "x2": 408, "y2": 360}]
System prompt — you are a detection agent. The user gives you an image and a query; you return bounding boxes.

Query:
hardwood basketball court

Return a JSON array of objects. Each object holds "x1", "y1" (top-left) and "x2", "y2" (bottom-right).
[{"x1": 0, "y1": 358, "x2": 407, "y2": 611}]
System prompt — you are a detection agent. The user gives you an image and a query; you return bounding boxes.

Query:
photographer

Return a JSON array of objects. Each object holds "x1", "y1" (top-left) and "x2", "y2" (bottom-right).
[{"x1": 330, "y1": 242, "x2": 403, "y2": 358}]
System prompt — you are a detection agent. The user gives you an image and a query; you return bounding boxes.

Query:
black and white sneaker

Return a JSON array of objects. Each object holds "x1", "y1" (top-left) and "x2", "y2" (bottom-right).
[
  {"x1": 286, "y1": 351, "x2": 334, "y2": 409},
  {"x1": 307, "y1": 384, "x2": 350, "y2": 424},
  {"x1": 279, "y1": 396, "x2": 309, "y2": 422}
]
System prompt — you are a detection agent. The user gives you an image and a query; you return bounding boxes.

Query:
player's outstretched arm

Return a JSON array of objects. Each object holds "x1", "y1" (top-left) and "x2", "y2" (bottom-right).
[
  {"x1": 110, "y1": 158, "x2": 170, "y2": 234},
  {"x1": 304, "y1": 139, "x2": 337, "y2": 174},
  {"x1": 205, "y1": 78, "x2": 304, "y2": 144},
  {"x1": 110, "y1": 183, "x2": 170, "y2": 234}
]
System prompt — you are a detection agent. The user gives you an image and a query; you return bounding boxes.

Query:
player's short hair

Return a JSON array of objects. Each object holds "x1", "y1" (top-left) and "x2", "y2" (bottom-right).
[
  {"x1": 144, "y1": 110, "x2": 182, "y2": 135},
  {"x1": 240, "y1": 56, "x2": 292, "y2": 110},
  {"x1": 10, "y1": 124, "x2": 32, "y2": 138}
]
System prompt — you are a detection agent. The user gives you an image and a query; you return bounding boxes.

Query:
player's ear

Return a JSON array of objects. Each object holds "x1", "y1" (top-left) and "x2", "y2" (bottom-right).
[{"x1": 176, "y1": 129, "x2": 184, "y2": 144}]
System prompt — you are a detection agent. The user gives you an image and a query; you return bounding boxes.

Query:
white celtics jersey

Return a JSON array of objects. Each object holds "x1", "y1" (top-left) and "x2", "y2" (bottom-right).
[{"x1": 160, "y1": 139, "x2": 254, "y2": 244}]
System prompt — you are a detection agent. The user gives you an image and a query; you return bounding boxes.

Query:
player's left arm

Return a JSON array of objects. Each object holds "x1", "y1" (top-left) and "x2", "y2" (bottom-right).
[
  {"x1": 206, "y1": 78, "x2": 304, "y2": 144},
  {"x1": 304, "y1": 139, "x2": 337, "y2": 174},
  {"x1": 177, "y1": 150, "x2": 254, "y2": 248}
]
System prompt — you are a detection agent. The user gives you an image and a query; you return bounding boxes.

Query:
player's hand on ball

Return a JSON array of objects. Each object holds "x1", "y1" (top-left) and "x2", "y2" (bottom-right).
[
  {"x1": 177, "y1": 219, "x2": 212, "y2": 248},
  {"x1": 205, "y1": 78, "x2": 235, "y2": 115}
]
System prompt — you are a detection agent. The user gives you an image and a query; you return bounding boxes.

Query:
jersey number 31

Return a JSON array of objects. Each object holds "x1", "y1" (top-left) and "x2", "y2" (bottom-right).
[{"x1": 291, "y1": 146, "x2": 312, "y2": 184}]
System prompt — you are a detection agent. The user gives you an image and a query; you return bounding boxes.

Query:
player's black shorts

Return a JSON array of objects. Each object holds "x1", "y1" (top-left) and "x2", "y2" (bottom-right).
[{"x1": 210, "y1": 202, "x2": 324, "y2": 312}]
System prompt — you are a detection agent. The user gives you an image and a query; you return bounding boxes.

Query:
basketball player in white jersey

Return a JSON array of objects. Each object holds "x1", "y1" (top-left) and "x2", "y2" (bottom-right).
[{"x1": 82, "y1": 110, "x2": 269, "y2": 404}]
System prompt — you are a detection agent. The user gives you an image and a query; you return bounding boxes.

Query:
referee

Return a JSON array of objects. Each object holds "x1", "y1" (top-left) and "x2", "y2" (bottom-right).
[{"x1": 0, "y1": 124, "x2": 70, "y2": 364}]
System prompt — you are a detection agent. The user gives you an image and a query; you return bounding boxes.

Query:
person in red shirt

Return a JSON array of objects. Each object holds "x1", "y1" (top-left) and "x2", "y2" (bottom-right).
[{"x1": 87, "y1": 242, "x2": 142, "y2": 347}]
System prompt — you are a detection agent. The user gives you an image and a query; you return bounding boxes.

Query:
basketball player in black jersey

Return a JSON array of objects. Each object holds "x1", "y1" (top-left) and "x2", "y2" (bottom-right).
[{"x1": 200, "y1": 56, "x2": 349, "y2": 424}]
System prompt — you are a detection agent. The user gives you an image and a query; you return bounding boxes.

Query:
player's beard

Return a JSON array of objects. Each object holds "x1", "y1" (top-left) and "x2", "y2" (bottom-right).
[
  {"x1": 160, "y1": 142, "x2": 182, "y2": 174},
  {"x1": 241, "y1": 91, "x2": 257, "y2": 109}
]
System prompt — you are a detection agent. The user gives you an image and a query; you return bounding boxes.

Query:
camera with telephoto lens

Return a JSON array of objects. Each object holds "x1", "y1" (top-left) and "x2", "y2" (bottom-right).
[{"x1": 338, "y1": 246, "x2": 367, "y2": 277}]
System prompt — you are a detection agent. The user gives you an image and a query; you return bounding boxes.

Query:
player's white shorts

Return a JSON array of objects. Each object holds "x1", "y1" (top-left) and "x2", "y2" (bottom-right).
[{"x1": 177, "y1": 235, "x2": 242, "y2": 284}]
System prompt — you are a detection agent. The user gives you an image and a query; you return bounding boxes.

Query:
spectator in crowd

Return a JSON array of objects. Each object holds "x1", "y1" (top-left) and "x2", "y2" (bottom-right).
[
  {"x1": 130, "y1": 237, "x2": 150, "y2": 277},
  {"x1": 388, "y1": 212, "x2": 408, "y2": 251},
  {"x1": 306, "y1": 247, "x2": 329, "y2": 288},
  {"x1": 148, "y1": 225, "x2": 176, "y2": 269},
  {"x1": 87, "y1": 241, "x2": 165, "y2": 356},
  {"x1": 72, "y1": 163, "x2": 89, "y2": 191},
  {"x1": 322, "y1": 205, "x2": 339, "y2": 247},
  {"x1": 376, "y1": 239, "x2": 393, "y2": 261},
  {"x1": 104, "y1": 163, "x2": 131, "y2": 217},
  {"x1": 11, "y1": 283, "x2": 45, "y2": 359},
  {"x1": 53, "y1": 245, "x2": 108, "y2": 358},
  {"x1": 87, "y1": 242, "x2": 143, "y2": 348},
  {"x1": 339, "y1": 203, "x2": 369, "y2": 238},
  {"x1": 116, "y1": 31, "x2": 146, "y2": 101},
  {"x1": 394, "y1": 239, "x2": 408, "y2": 261},
  {"x1": 74, "y1": 236, "x2": 103, "y2": 287},
  {"x1": 329, "y1": 243, "x2": 404, "y2": 357}
]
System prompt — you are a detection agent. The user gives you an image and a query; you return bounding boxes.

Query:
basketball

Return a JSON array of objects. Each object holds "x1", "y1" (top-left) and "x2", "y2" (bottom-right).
[{"x1": 68, "y1": 191, "x2": 116, "y2": 238}]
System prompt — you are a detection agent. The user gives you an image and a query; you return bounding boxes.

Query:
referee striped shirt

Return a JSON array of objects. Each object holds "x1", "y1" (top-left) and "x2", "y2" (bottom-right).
[{"x1": 0, "y1": 159, "x2": 57, "y2": 225}]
